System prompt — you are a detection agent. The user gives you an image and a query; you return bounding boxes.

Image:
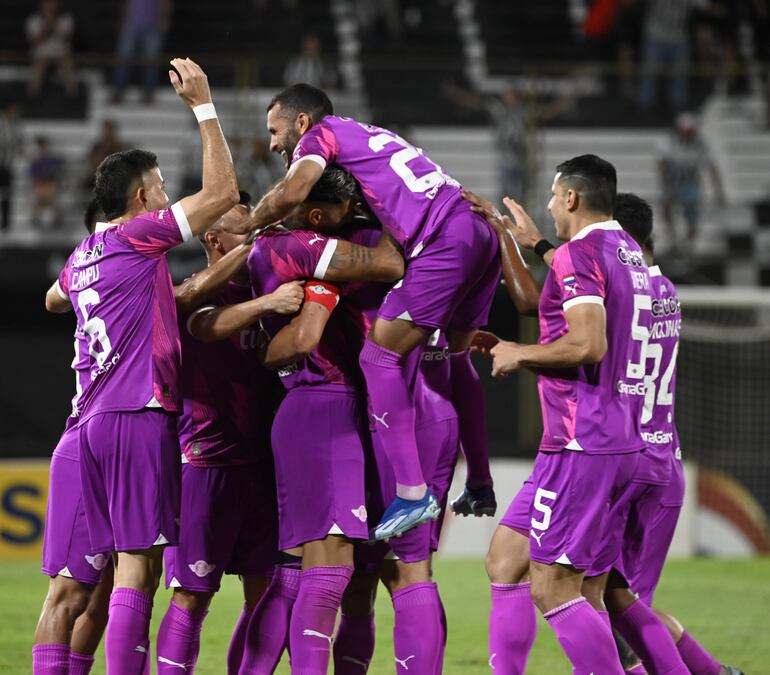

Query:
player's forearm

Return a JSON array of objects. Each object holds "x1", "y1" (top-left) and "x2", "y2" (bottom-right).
[
  {"x1": 190, "y1": 298, "x2": 274, "y2": 342},
  {"x1": 517, "y1": 331, "x2": 607, "y2": 369},
  {"x1": 324, "y1": 240, "x2": 404, "y2": 283},
  {"x1": 174, "y1": 243, "x2": 250, "y2": 314},
  {"x1": 263, "y1": 305, "x2": 329, "y2": 368},
  {"x1": 45, "y1": 282, "x2": 71, "y2": 313},
  {"x1": 196, "y1": 119, "x2": 239, "y2": 225},
  {"x1": 498, "y1": 231, "x2": 539, "y2": 316}
]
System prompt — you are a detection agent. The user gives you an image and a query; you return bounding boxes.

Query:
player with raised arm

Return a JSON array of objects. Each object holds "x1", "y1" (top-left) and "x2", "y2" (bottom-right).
[
  {"x1": 471, "y1": 155, "x2": 650, "y2": 674},
  {"x1": 238, "y1": 83, "x2": 501, "y2": 539},
  {"x1": 155, "y1": 194, "x2": 304, "y2": 674},
  {"x1": 47, "y1": 58, "x2": 239, "y2": 674}
]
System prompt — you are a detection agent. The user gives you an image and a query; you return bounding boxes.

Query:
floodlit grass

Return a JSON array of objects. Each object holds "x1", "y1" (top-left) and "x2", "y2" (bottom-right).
[{"x1": 3, "y1": 557, "x2": 768, "y2": 673}]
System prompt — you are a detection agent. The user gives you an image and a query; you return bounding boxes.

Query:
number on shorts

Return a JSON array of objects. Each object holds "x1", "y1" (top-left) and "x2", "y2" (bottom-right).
[
  {"x1": 77, "y1": 288, "x2": 113, "y2": 367},
  {"x1": 531, "y1": 488, "x2": 557, "y2": 532}
]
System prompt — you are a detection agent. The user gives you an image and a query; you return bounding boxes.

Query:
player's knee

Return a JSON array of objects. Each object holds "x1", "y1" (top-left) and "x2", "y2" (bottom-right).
[
  {"x1": 580, "y1": 576, "x2": 607, "y2": 611},
  {"x1": 653, "y1": 607, "x2": 685, "y2": 642},
  {"x1": 528, "y1": 577, "x2": 551, "y2": 613},
  {"x1": 485, "y1": 544, "x2": 526, "y2": 584},
  {"x1": 48, "y1": 578, "x2": 92, "y2": 620},
  {"x1": 172, "y1": 588, "x2": 214, "y2": 614}
]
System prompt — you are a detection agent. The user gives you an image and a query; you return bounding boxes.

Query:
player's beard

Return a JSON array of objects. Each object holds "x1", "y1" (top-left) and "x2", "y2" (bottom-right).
[{"x1": 280, "y1": 130, "x2": 301, "y2": 168}]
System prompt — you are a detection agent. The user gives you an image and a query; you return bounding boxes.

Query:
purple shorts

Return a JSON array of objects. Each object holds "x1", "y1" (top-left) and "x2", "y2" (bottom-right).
[
  {"x1": 41, "y1": 427, "x2": 112, "y2": 585},
  {"x1": 271, "y1": 385, "x2": 369, "y2": 550},
  {"x1": 378, "y1": 200, "x2": 500, "y2": 331},
  {"x1": 616, "y1": 459, "x2": 685, "y2": 604},
  {"x1": 164, "y1": 461, "x2": 278, "y2": 592},
  {"x1": 78, "y1": 409, "x2": 181, "y2": 552},
  {"x1": 501, "y1": 450, "x2": 640, "y2": 570},
  {"x1": 356, "y1": 418, "x2": 460, "y2": 572}
]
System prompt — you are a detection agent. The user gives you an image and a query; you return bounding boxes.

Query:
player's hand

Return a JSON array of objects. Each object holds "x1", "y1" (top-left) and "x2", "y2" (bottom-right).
[
  {"x1": 470, "y1": 330, "x2": 500, "y2": 358},
  {"x1": 462, "y1": 190, "x2": 508, "y2": 237},
  {"x1": 169, "y1": 58, "x2": 212, "y2": 108},
  {"x1": 265, "y1": 281, "x2": 305, "y2": 315},
  {"x1": 501, "y1": 197, "x2": 543, "y2": 250},
  {"x1": 490, "y1": 340, "x2": 524, "y2": 378}
]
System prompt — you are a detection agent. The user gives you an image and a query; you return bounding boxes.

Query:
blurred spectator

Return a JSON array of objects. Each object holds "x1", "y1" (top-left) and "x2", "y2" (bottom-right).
[
  {"x1": 638, "y1": 0, "x2": 698, "y2": 111},
  {"x1": 0, "y1": 102, "x2": 23, "y2": 234},
  {"x1": 357, "y1": 0, "x2": 403, "y2": 44},
  {"x1": 658, "y1": 112, "x2": 726, "y2": 252},
  {"x1": 444, "y1": 82, "x2": 578, "y2": 205},
  {"x1": 29, "y1": 136, "x2": 64, "y2": 231},
  {"x1": 81, "y1": 121, "x2": 127, "y2": 193},
  {"x1": 692, "y1": 1, "x2": 742, "y2": 98},
  {"x1": 112, "y1": 0, "x2": 173, "y2": 104},
  {"x1": 748, "y1": 0, "x2": 770, "y2": 127},
  {"x1": 283, "y1": 34, "x2": 337, "y2": 89},
  {"x1": 237, "y1": 138, "x2": 283, "y2": 200},
  {"x1": 25, "y1": 0, "x2": 78, "y2": 98}
]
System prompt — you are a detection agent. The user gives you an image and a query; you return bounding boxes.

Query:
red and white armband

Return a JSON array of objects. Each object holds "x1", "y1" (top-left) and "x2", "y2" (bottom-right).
[{"x1": 304, "y1": 281, "x2": 340, "y2": 313}]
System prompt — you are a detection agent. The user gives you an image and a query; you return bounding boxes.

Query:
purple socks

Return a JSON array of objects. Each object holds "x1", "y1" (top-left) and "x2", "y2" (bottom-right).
[
  {"x1": 32, "y1": 644, "x2": 70, "y2": 675},
  {"x1": 227, "y1": 604, "x2": 252, "y2": 674},
  {"x1": 613, "y1": 600, "x2": 690, "y2": 675},
  {"x1": 450, "y1": 351, "x2": 493, "y2": 486},
  {"x1": 545, "y1": 597, "x2": 625, "y2": 674},
  {"x1": 359, "y1": 340, "x2": 426, "y2": 496},
  {"x1": 106, "y1": 587, "x2": 153, "y2": 674},
  {"x1": 289, "y1": 565, "x2": 353, "y2": 674},
  {"x1": 489, "y1": 582, "x2": 537, "y2": 674},
  {"x1": 69, "y1": 651, "x2": 95, "y2": 675},
  {"x1": 333, "y1": 613, "x2": 376, "y2": 673},
  {"x1": 156, "y1": 600, "x2": 208, "y2": 673},
  {"x1": 392, "y1": 581, "x2": 445, "y2": 675},
  {"x1": 676, "y1": 631, "x2": 722, "y2": 675},
  {"x1": 239, "y1": 565, "x2": 301, "y2": 674}
]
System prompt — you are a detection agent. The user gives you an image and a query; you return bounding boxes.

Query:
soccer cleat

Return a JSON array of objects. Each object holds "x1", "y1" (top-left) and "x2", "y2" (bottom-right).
[
  {"x1": 450, "y1": 485, "x2": 497, "y2": 517},
  {"x1": 372, "y1": 491, "x2": 441, "y2": 541}
]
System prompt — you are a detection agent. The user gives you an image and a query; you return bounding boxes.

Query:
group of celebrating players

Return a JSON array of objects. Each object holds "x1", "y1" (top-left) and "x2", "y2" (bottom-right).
[{"x1": 30, "y1": 57, "x2": 743, "y2": 675}]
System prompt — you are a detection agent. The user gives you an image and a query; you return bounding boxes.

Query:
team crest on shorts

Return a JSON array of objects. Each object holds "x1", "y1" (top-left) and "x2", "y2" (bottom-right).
[
  {"x1": 188, "y1": 560, "x2": 216, "y2": 577},
  {"x1": 85, "y1": 553, "x2": 109, "y2": 571},
  {"x1": 351, "y1": 505, "x2": 368, "y2": 522}
]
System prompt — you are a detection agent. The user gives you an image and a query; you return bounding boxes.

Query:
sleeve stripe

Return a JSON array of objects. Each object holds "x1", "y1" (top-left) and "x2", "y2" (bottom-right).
[
  {"x1": 293, "y1": 154, "x2": 327, "y2": 171},
  {"x1": 55, "y1": 280, "x2": 68, "y2": 300},
  {"x1": 563, "y1": 295, "x2": 604, "y2": 311},
  {"x1": 313, "y1": 239, "x2": 338, "y2": 280},
  {"x1": 171, "y1": 201, "x2": 193, "y2": 243},
  {"x1": 185, "y1": 305, "x2": 216, "y2": 335}
]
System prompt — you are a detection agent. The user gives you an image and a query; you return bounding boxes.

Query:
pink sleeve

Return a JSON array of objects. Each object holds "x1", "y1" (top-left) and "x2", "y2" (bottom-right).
[
  {"x1": 291, "y1": 119, "x2": 339, "y2": 170},
  {"x1": 57, "y1": 256, "x2": 72, "y2": 296},
  {"x1": 551, "y1": 241, "x2": 606, "y2": 309},
  {"x1": 265, "y1": 230, "x2": 334, "y2": 282},
  {"x1": 116, "y1": 202, "x2": 192, "y2": 258}
]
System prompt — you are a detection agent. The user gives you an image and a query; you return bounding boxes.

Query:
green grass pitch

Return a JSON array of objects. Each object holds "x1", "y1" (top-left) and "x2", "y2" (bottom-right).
[{"x1": 2, "y1": 558, "x2": 768, "y2": 673}]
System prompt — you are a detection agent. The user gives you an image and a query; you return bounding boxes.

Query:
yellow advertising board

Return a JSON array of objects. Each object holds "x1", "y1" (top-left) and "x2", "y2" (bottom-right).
[{"x1": 0, "y1": 460, "x2": 49, "y2": 561}]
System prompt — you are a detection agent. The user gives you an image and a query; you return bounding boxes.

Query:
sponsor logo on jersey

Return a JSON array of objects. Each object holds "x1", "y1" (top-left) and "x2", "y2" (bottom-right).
[
  {"x1": 652, "y1": 296, "x2": 681, "y2": 318},
  {"x1": 616, "y1": 245, "x2": 645, "y2": 268},
  {"x1": 651, "y1": 318, "x2": 681, "y2": 339},
  {"x1": 421, "y1": 347, "x2": 449, "y2": 362},
  {"x1": 277, "y1": 363, "x2": 299, "y2": 378},
  {"x1": 617, "y1": 380, "x2": 646, "y2": 395},
  {"x1": 91, "y1": 353, "x2": 121, "y2": 380},
  {"x1": 642, "y1": 430, "x2": 675, "y2": 445},
  {"x1": 562, "y1": 275, "x2": 578, "y2": 295},
  {"x1": 74, "y1": 243, "x2": 104, "y2": 267}
]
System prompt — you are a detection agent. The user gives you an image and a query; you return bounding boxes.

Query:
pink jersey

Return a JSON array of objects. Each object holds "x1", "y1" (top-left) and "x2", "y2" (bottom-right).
[
  {"x1": 178, "y1": 282, "x2": 279, "y2": 467},
  {"x1": 537, "y1": 220, "x2": 652, "y2": 454},
  {"x1": 58, "y1": 204, "x2": 192, "y2": 421},
  {"x1": 292, "y1": 116, "x2": 462, "y2": 257},
  {"x1": 636, "y1": 265, "x2": 682, "y2": 483},
  {"x1": 247, "y1": 227, "x2": 363, "y2": 391}
]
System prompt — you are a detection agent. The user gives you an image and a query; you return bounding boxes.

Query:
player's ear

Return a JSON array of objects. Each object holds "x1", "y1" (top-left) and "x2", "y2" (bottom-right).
[
  {"x1": 566, "y1": 188, "x2": 579, "y2": 212},
  {"x1": 296, "y1": 112, "x2": 312, "y2": 135},
  {"x1": 308, "y1": 207, "x2": 325, "y2": 226}
]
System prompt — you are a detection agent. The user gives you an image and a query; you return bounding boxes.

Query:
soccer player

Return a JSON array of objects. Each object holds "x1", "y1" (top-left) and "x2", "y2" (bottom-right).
[
  {"x1": 239, "y1": 83, "x2": 502, "y2": 539},
  {"x1": 244, "y1": 184, "x2": 404, "y2": 673},
  {"x1": 472, "y1": 155, "x2": 651, "y2": 674},
  {"x1": 155, "y1": 194, "x2": 304, "y2": 674},
  {"x1": 35, "y1": 201, "x2": 114, "y2": 675},
  {"x1": 46, "y1": 58, "x2": 239, "y2": 673}
]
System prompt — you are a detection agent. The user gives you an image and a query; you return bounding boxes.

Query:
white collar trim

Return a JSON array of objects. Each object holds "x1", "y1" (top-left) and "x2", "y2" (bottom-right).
[
  {"x1": 571, "y1": 219, "x2": 622, "y2": 241},
  {"x1": 94, "y1": 221, "x2": 116, "y2": 233},
  {"x1": 649, "y1": 264, "x2": 661, "y2": 277}
]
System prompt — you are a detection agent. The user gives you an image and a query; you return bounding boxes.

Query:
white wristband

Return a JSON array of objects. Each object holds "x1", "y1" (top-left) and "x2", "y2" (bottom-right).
[{"x1": 193, "y1": 103, "x2": 217, "y2": 123}]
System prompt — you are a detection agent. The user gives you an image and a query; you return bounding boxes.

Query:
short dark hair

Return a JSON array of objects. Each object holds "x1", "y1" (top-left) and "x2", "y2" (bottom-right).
[
  {"x1": 83, "y1": 198, "x2": 104, "y2": 234},
  {"x1": 197, "y1": 190, "x2": 253, "y2": 245},
  {"x1": 307, "y1": 167, "x2": 361, "y2": 204},
  {"x1": 614, "y1": 192, "x2": 653, "y2": 252},
  {"x1": 555, "y1": 154, "x2": 617, "y2": 215},
  {"x1": 267, "y1": 83, "x2": 333, "y2": 124},
  {"x1": 94, "y1": 149, "x2": 158, "y2": 220}
]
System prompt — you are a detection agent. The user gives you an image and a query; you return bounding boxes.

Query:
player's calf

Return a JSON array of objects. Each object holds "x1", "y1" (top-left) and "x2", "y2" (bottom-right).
[{"x1": 34, "y1": 576, "x2": 93, "y2": 645}]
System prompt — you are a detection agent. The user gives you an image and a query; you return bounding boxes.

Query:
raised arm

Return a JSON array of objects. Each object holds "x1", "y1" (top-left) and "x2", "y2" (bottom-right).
[
  {"x1": 170, "y1": 58, "x2": 239, "y2": 235},
  {"x1": 263, "y1": 281, "x2": 340, "y2": 368},
  {"x1": 188, "y1": 281, "x2": 304, "y2": 342},
  {"x1": 319, "y1": 229, "x2": 404, "y2": 283},
  {"x1": 45, "y1": 280, "x2": 71, "y2": 313}
]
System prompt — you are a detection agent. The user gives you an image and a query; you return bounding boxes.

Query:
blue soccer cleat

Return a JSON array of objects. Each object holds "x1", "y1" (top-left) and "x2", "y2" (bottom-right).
[
  {"x1": 372, "y1": 491, "x2": 441, "y2": 541},
  {"x1": 450, "y1": 485, "x2": 497, "y2": 517}
]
